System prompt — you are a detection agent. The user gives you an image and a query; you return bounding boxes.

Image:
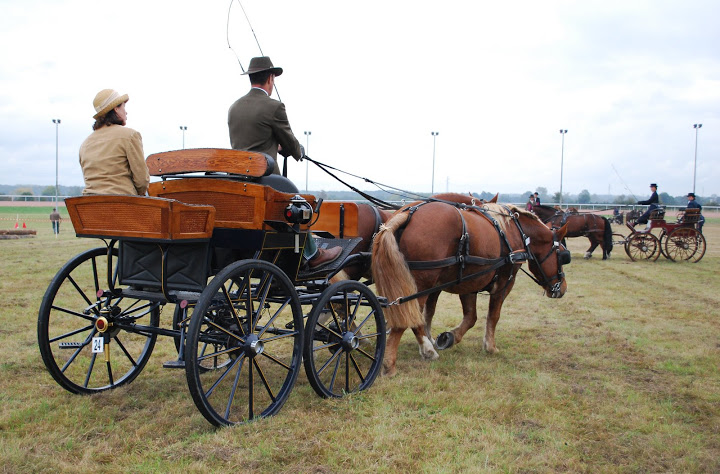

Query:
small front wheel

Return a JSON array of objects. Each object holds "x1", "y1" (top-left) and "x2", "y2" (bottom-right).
[
  {"x1": 304, "y1": 280, "x2": 386, "y2": 398},
  {"x1": 625, "y1": 233, "x2": 660, "y2": 261}
]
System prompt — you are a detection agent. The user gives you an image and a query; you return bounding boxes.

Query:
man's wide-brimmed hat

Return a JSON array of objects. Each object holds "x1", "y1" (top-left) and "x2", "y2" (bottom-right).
[
  {"x1": 650, "y1": 183, "x2": 658, "y2": 188},
  {"x1": 687, "y1": 192, "x2": 696, "y2": 198},
  {"x1": 242, "y1": 56, "x2": 283, "y2": 76},
  {"x1": 93, "y1": 89, "x2": 128, "y2": 119}
]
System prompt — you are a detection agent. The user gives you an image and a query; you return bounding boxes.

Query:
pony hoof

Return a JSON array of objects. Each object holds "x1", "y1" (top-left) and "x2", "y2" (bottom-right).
[
  {"x1": 436, "y1": 331, "x2": 455, "y2": 350},
  {"x1": 382, "y1": 364, "x2": 397, "y2": 378},
  {"x1": 584, "y1": 253, "x2": 592, "y2": 259}
]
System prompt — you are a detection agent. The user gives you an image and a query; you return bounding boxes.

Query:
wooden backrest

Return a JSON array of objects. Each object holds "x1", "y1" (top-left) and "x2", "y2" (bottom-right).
[
  {"x1": 681, "y1": 207, "x2": 701, "y2": 224},
  {"x1": 649, "y1": 208, "x2": 666, "y2": 220},
  {"x1": 66, "y1": 195, "x2": 215, "y2": 241},
  {"x1": 146, "y1": 148, "x2": 274, "y2": 177},
  {"x1": 148, "y1": 178, "x2": 316, "y2": 230}
]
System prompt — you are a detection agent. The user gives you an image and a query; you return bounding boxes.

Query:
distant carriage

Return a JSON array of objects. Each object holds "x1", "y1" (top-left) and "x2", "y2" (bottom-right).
[{"x1": 611, "y1": 207, "x2": 705, "y2": 262}]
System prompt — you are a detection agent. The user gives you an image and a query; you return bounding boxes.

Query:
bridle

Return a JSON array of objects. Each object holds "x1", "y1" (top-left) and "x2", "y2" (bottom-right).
[{"x1": 517, "y1": 227, "x2": 571, "y2": 296}]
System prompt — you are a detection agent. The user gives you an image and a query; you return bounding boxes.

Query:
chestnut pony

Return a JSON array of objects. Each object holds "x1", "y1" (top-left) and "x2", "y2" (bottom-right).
[
  {"x1": 372, "y1": 198, "x2": 570, "y2": 377},
  {"x1": 532, "y1": 205, "x2": 613, "y2": 260}
]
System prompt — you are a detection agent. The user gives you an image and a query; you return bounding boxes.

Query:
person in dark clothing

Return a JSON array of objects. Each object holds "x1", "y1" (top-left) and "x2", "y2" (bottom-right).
[
  {"x1": 49, "y1": 208, "x2": 61, "y2": 234},
  {"x1": 534, "y1": 192, "x2": 541, "y2": 206},
  {"x1": 685, "y1": 192, "x2": 705, "y2": 232},
  {"x1": 634, "y1": 183, "x2": 659, "y2": 227}
]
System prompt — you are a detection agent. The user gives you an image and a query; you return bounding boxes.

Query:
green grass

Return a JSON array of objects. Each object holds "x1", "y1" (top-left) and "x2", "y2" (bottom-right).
[{"x1": 1, "y1": 209, "x2": 719, "y2": 472}]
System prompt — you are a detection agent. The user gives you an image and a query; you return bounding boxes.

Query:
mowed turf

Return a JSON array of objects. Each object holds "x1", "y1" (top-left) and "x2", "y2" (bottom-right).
[{"x1": 1, "y1": 209, "x2": 718, "y2": 472}]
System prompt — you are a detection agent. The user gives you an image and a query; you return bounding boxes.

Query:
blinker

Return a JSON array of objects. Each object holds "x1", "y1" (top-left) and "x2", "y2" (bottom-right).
[{"x1": 559, "y1": 250, "x2": 571, "y2": 266}]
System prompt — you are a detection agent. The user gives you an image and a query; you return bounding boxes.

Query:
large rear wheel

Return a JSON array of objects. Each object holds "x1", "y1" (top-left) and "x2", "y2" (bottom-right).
[
  {"x1": 38, "y1": 247, "x2": 160, "y2": 394},
  {"x1": 665, "y1": 227, "x2": 706, "y2": 262},
  {"x1": 185, "y1": 260, "x2": 303, "y2": 427},
  {"x1": 304, "y1": 280, "x2": 385, "y2": 398}
]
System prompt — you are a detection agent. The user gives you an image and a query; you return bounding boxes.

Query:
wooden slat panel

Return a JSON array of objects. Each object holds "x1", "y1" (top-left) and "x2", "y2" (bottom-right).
[
  {"x1": 311, "y1": 201, "x2": 360, "y2": 237},
  {"x1": 150, "y1": 179, "x2": 267, "y2": 229},
  {"x1": 65, "y1": 195, "x2": 215, "y2": 240},
  {"x1": 146, "y1": 148, "x2": 273, "y2": 177}
]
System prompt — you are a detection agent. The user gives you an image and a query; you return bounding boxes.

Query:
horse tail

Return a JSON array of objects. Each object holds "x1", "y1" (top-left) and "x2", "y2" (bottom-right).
[
  {"x1": 601, "y1": 216, "x2": 613, "y2": 258},
  {"x1": 371, "y1": 211, "x2": 425, "y2": 329}
]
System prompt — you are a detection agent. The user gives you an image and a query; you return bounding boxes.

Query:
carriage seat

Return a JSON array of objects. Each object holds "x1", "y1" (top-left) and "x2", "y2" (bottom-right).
[
  {"x1": 680, "y1": 207, "x2": 701, "y2": 224},
  {"x1": 649, "y1": 207, "x2": 666, "y2": 220}
]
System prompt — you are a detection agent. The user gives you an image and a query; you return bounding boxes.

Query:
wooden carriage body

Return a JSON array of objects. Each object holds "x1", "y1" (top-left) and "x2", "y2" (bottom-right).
[{"x1": 66, "y1": 148, "x2": 363, "y2": 298}]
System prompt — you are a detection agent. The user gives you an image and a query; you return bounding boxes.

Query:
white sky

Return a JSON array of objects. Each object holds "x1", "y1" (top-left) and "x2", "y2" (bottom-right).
[{"x1": 1, "y1": 0, "x2": 718, "y2": 198}]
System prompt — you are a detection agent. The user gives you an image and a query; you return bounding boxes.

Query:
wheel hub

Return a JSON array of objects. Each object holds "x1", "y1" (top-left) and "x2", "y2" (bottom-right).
[
  {"x1": 341, "y1": 332, "x2": 360, "y2": 352},
  {"x1": 243, "y1": 334, "x2": 264, "y2": 357}
]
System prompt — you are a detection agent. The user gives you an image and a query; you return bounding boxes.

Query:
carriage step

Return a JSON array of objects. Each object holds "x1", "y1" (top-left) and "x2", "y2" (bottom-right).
[
  {"x1": 163, "y1": 359, "x2": 186, "y2": 369},
  {"x1": 58, "y1": 342, "x2": 84, "y2": 349}
]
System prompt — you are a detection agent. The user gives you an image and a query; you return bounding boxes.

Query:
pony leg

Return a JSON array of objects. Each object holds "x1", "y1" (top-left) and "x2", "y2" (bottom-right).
[
  {"x1": 383, "y1": 327, "x2": 405, "y2": 377},
  {"x1": 585, "y1": 237, "x2": 600, "y2": 259},
  {"x1": 484, "y1": 278, "x2": 517, "y2": 353},
  {"x1": 422, "y1": 292, "x2": 441, "y2": 346},
  {"x1": 436, "y1": 293, "x2": 478, "y2": 350},
  {"x1": 412, "y1": 325, "x2": 439, "y2": 361}
]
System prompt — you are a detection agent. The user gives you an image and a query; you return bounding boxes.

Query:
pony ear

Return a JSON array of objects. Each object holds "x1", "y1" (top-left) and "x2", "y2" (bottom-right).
[
  {"x1": 556, "y1": 223, "x2": 569, "y2": 241},
  {"x1": 489, "y1": 193, "x2": 499, "y2": 203}
]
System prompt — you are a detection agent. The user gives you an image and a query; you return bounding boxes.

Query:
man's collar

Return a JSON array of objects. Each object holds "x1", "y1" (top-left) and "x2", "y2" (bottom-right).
[{"x1": 251, "y1": 86, "x2": 269, "y2": 96}]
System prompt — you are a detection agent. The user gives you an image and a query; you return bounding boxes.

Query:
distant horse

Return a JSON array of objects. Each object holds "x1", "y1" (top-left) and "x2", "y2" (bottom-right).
[
  {"x1": 532, "y1": 205, "x2": 613, "y2": 259},
  {"x1": 371, "y1": 201, "x2": 570, "y2": 377}
]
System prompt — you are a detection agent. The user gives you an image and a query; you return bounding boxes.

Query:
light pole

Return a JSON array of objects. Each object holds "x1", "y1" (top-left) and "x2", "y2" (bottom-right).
[
  {"x1": 52, "y1": 119, "x2": 61, "y2": 205},
  {"x1": 431, "y1": 131, "x2": 439, "y2": 194},
  {"x1": 559, "y1": 129, "x2": 567, "y2": 205},
  {"x1": 693, "y1": 124, "x2": 702, "y2": 194},
  {"x1": 304, "y1": 131, "x2": 311, "y2": 192},
  {"x1": 179, "y1": 126, "x2": 187, "y2": 149}
]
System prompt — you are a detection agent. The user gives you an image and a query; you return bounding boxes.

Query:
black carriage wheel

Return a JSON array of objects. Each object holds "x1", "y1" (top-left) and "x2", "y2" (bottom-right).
[
  {"x1": 185, "y1": 259, "x2": 304, "y2": 427},
  {"x1": 665, "y1": 227, "x2": 706, "y2": 263},
  {"x1": 38, "y1": 247, "x2": 160, "y2": 394},
  {"x1": 625, "y1": 233, "x2": 660, "y2": 261},
  {"x1": 303, "y1": 280, "x2": 386, "y2": 398}
]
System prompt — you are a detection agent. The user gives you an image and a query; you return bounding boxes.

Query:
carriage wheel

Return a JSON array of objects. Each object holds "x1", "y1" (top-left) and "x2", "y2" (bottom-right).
[
  {"x1": 658, "y1": 230, "x2": 669, "y2": 259},
  {"x1": 625, "y1": 233, "x2": 660, "y2": 261},
  {"x1": 665, "y1": 227, "x2": 706, "y2": 263},
  {"x1": 303, "y1": 280, "x2": 386, "y2": 398},
  {"x1": 38, "y1": 247, "x2": 160, "y2": 394},
  {"x1": 185, "y1": 259, "x2": 303, "y2": 427}
]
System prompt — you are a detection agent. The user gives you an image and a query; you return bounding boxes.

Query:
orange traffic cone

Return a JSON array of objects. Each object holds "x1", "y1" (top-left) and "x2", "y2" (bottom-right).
[
  {"x1": 14, "y1": 221, "x2": 19, "y2": 229},
  {"x1": 22, "y1": 222, "x2": 27, "y2": 229}
]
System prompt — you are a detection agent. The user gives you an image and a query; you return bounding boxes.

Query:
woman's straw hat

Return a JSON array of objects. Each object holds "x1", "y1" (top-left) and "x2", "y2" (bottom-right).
[{"x1": 93, "y1": 89, "x2": 129, "y2": 119}]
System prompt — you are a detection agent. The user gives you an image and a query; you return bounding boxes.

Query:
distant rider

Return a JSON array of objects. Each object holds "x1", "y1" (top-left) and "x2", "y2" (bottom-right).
[
  {"x1": 685, "y1": 192, "x2": 705, "y2": 232},
  {"x1": 634, "y1": 183, "x2": 659, "y2": 227}
]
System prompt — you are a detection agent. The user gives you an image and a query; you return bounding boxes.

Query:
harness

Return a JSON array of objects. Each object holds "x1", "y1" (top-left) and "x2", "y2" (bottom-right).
[{"x1": 388, "y1": 200, "x2": 568, "y2": 306}]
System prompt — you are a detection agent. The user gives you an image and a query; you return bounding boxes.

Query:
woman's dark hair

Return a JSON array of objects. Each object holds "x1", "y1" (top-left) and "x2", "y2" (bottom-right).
[{"x1": 92, "y1": 109, "x2": 123, "y2": 130}]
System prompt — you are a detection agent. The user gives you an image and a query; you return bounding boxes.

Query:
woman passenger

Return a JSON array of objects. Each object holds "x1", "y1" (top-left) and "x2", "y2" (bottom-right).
[{"x1": 79, "y1": 89, "x2": 149, "y2": 195}]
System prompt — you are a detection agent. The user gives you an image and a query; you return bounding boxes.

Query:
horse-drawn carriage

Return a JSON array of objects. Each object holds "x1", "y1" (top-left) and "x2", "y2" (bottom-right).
[
  {"x1": 37, "y1": 149, "x2": 386, "y2": 427},
  {"x1": 612, "y1": 207, "x2": 706, "y2": 262}
]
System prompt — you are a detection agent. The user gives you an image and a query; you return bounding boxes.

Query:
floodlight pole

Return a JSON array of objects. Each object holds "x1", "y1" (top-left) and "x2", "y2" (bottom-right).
[
  {"x1": 693, "y1": 123, "x2": 702, "y2": 194},
  {"x1": 431, "y1": 131, "x2": 439, "y2": 194},
  {"x1": 180, "y1": 126, "x2": 187, "y2": 149},
  {"x1": 559, "y1": 129, "x2": 568, "y2": 205},
  {"x1": 53, "y1": 119, "x2": 61, "y2": 205}
]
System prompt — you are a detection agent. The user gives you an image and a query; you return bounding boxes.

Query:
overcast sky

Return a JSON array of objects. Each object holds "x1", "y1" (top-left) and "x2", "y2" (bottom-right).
[{"x1": 1, "y1": 0, "x2": 718, "y2": 198}]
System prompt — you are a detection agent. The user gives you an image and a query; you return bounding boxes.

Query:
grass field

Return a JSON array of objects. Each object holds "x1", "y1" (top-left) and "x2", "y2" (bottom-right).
[{"x1": 1, "y1": 208, "x2": 718, "y2": 472}]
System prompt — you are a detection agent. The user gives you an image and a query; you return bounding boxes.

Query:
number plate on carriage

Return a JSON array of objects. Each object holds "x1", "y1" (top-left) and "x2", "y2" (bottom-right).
[{"x1": 91, "y1": 337, "x2": 104, "y2": 354}]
